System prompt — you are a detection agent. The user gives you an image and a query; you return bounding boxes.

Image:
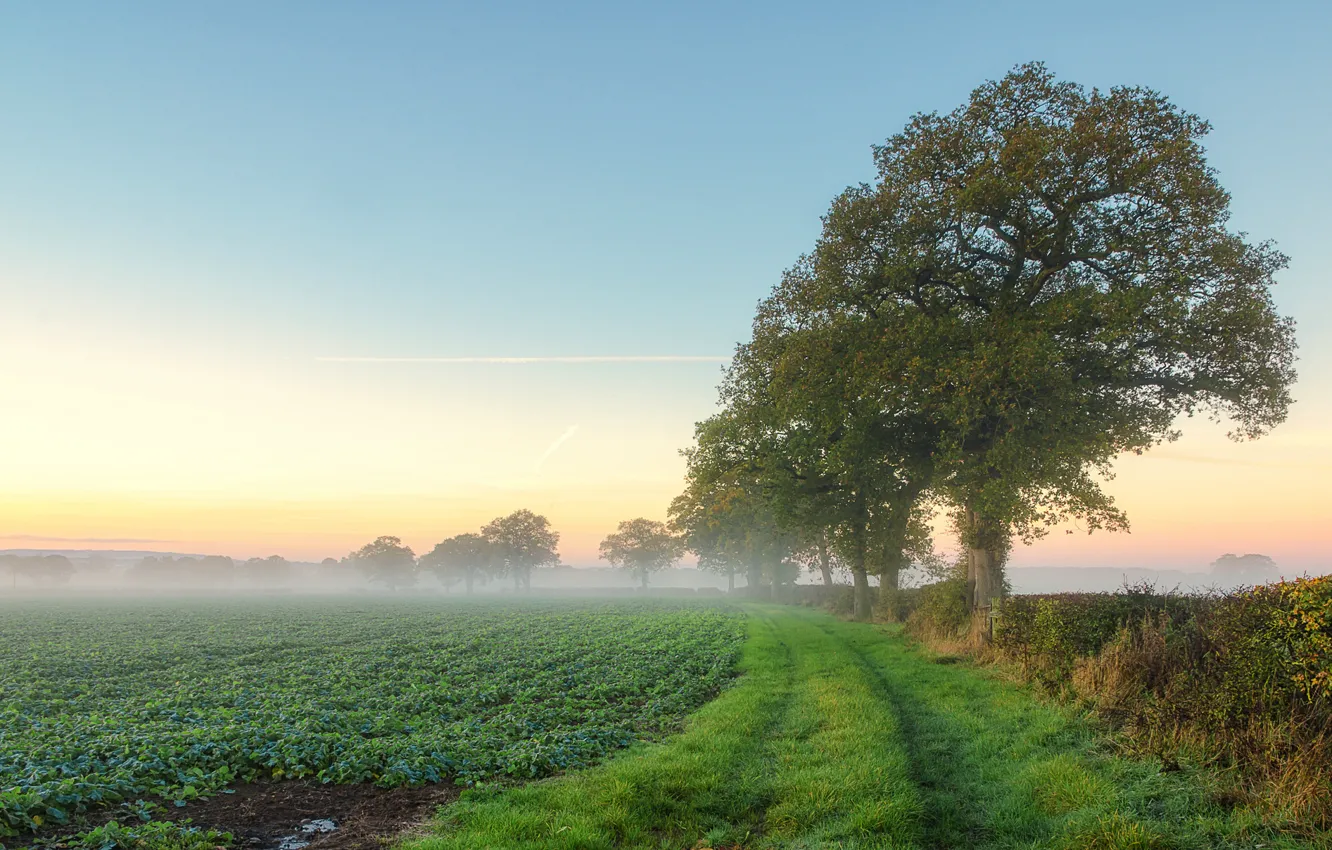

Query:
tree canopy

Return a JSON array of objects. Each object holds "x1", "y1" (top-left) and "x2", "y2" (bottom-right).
[
  {"x1": 599, "y1": 518, "x2": 685, "y2": 589},
  {"x1": 420, "y1": 532, "x2": 499, "y2": 594},
  {"x1": 675, "y1": 61, "x2": 1296, "y2": 620},
  {"x1": 349, "y1": 536, "x2": 417, "y2": 590},
  {"x1": 482, "y1": 510, "x2": 560, "y2": 592}
]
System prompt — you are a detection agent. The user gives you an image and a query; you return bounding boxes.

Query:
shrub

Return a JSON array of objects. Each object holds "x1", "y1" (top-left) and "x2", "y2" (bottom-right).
[
  {"x1": 905, "y1": 578, "x2": 970, "y2": 641},
  {"x1": 874, "y1": 586, "x2": 921, "y2": 623},
  {"x1": 914, "y1": 575, "x2": 1332, "y2": 825}
]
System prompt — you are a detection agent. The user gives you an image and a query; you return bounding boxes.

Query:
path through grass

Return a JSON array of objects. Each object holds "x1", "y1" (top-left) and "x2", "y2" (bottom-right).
[{"x1": 402, "y1": 606, "x2": 1318, "y2": 849}]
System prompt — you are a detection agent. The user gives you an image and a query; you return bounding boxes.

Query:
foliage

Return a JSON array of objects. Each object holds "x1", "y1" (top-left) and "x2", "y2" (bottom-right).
[
  {"x1": 0, "y1": 555, "x2": 76, "y2": 586},
  {"x1": 66, "y1": 819, "x2": 233, "y2": 850},
  {"x1": 481, "y1": 510, "x2": 560, "y2": 592},
  {"x1": 995, "y1": 585, "x2": 1204, "y2": 686},
  {"x1": 418, "y1": 533, "x2": 498, "y2": 593},
  {"x1": 1266, "y1": 576, "x2": 1332, "y2": 701},
  {"x1": 0, "y1": 598, "x2": 744, "y2": 841},
  {"x1": 598, "y1": 519, "x2": 685, "y2": 588},
  {"x1": 668, "y1": 415, "x2": 793, "y2": 594},
  {"x1": 903, "y1": 576, "x2": 1332, "y2": 824},
  {"x1": 347, "y1": 535, "x2": 417, "y2": 590},
  {"x1": 1211, "y1": 553, "x2": 1280, "y2": 584},
  {"x1": 242, "y1": 555, "x2": 290, "y2": 586},
  {"x1": 906, "y1": 578, "x2": 972, "y2": 641},
  {"x1": 723, "y1": 61, "x2": 1298, "y2": 612}
]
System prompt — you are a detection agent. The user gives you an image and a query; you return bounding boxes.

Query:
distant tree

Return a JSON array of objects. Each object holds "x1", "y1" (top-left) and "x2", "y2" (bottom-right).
[
  {"x1": 320, "y1": 557, "x2": 339, "y2": 568},
  {"x1": 793, "y1": 532, "x2": 839, "y2": 587},
  {"x1": 599, "y1": 519, "x2": 685, "y2": 589},
  {"x1": 668, "y1": 418, "x2": 794, "y2": 597},
  {"x1": 482, "y1": 510, "x2": 560, "y2": 592},
  {"x1": 198, "y1": 555, "x2": 234, "y2": 587},
  {"x1": 419, "y1": 533, "x2": 498, "y2": 594},
  {"x1": 126, "y1": 555, "x2": 176, "y2": 586},
  {"x1": 348, "y1": 536, "x2": 418, "y2": 590},
  {"x1": 7, "y1": 555, "x2": 76, "y2": 586},
  {"x1": 1211, "y1": 553, "x2": 1279, "y2": 585},
  {"x1": 79, "y1": 554, "x2": 114, "y2": 577},
  {"x1": 243, "y1": 555, "x2": 291, "y2": 586},
  {"x1": 37, "y1": 555, "x2": 75, "y2": 585}
]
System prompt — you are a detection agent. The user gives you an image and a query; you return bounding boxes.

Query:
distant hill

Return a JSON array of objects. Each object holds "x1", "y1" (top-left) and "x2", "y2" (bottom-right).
[{"x1": 0, "y1": 549, "x2": 211, "y2": 560}]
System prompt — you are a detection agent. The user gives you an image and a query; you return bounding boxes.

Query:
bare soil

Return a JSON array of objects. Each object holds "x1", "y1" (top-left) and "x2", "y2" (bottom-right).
[{"x1": 176, "y1": 782, "x2": 459, "y2": 850}]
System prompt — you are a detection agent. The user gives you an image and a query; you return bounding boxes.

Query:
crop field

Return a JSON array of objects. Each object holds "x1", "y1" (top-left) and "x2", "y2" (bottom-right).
[
  {"x1": 5, "y1": 598, "x2": 1324, "y2": 850},
  {"x1": 0, "y1": 598, "x2": 745, "y2": 842}
]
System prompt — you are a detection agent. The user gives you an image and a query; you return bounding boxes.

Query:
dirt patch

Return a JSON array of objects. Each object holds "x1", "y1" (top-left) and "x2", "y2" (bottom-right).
[{"x1": 173, "y1": 782, "x2": 459, "y2": 850}]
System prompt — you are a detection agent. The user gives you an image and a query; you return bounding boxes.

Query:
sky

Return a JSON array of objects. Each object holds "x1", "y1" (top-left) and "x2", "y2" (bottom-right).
[{"x1": 1, "y1": 1, "x2": 1329, "y2": 571}]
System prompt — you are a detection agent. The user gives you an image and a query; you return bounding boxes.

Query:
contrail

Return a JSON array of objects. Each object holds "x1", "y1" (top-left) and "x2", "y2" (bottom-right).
[
  {"x1": 0, "y1": 534, "x2": 177, "y2": 544},
  {"x1": 316, "y1": 355, "x2": 729, "y2": 364},
  {"x1": 535, "y1": 425, "x2": 580, "y2": 472}
]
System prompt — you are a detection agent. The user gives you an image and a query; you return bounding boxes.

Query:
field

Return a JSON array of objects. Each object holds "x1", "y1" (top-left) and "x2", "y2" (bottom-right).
[
  {"x1": 0, "y1": 598, "x2": 745, "y2": 843},
  {"x1": 2, "y1": 598, "x2": 1324, "y2": 850}
]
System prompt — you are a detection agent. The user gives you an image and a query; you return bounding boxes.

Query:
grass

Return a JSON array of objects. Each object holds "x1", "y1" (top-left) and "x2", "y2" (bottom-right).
[{"x1": 402, "y1": 606, "x2": 1325, "y2": 849}]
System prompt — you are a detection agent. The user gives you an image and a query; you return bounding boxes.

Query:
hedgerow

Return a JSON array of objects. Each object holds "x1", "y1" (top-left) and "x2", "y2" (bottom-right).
[{"x1": 903, "y1": 575, "x2": 1332, "y2": 825}]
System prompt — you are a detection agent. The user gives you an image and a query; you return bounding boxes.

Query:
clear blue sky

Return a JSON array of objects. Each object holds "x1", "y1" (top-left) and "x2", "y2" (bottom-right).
[{"x1": 1, "y1": 1, "x2": 1329, "y2": 566}]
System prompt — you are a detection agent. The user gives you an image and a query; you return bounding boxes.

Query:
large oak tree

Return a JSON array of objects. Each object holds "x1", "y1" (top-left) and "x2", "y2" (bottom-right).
[{"x1": 792, "y1": 62, "x2": 1295, "y2": 610}]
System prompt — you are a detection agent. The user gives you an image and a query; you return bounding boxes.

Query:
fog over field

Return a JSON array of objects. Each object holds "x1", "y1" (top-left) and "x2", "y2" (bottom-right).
[{"x1": 2, "y1": 547, "x2": 1314, "y2": 598}]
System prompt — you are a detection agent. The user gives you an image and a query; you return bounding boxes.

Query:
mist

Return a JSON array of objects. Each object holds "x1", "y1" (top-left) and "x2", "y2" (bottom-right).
[{"x1": 0, "y1": 548, "x2": 737, "y2": 598}]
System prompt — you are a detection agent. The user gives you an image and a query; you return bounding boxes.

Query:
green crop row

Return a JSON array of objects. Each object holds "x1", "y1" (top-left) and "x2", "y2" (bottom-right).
[{"x1": 0, "y1": 598, "x2": 746, "y2": 839}]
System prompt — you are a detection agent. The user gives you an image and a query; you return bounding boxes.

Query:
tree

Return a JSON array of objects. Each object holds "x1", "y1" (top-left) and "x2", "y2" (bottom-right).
[
  {"x1": 799, "y1": 62, "x2": 1296, "y2": 612},
  {"x1": 125, "y1": 556, "x2": 177, "y2": 586},
  {"x1": 1211, "y1": 553, "x2": 1279, "y2": 585},
  {"x1": 420, "y1": 533, "x2": 498, "y2": 594},
  {"x1": 13, "y1": 555, "x2": 76, "y2": 586},
  {"x1": 708, "y1": 317, "x2": 939, "y2": 619},
  {"x1": 599, "y1": 518, "x2": 685, "y2": 589},
  {"x1": 244, "y1": 555, "x2": 292, "y2": 586},
  {"x1": 348, "y1": 536, "x2": 417, "y2": 590},
  {"x1": 197, "y1": 555, "x2": 234, "y2": 588},
  {"x1": 792, "y1": 530, "x2": 839, "y2": 588},
  {"x1": 669, "y1": 414, "x2": 796, "y2": 598},
  {"x1": 481, "y1": 510, "x2": 559, "y2": 592}
]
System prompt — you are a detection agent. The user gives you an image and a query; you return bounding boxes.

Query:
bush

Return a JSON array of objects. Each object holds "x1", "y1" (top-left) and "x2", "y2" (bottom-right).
[
  {"x1": 974, "y1": 576, "x2": 1332, "y2": 825},
  {"x1": 996, "y1": 585, "x2": 1205, "y2": 689},
  {"x1": 875, "y1": 586, "x2": 922, "y2": 623},
  {"x1": 823, "y1": 586, "x2": 858, "y2": 617},
  {"x1": 905, "y1": 578, "x2": 970, "y2": 641}
]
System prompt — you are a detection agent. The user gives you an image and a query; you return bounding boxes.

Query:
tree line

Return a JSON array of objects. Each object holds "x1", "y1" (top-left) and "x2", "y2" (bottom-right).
[
  {"x1": 1, "y1": 512, "x2": 689, "y2": 592},
  {"x1": 665, "y1": 63, "x2": 1297, "y2": 623}
]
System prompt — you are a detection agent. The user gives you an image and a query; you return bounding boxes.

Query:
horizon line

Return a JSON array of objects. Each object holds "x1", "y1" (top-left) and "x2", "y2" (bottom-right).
[{"x1": 316, "y1": 355, "x2": 731, "y2": 364}]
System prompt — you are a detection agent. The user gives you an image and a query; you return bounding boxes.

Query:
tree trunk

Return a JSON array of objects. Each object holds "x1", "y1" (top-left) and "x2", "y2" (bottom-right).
[
  {"x1": 727, "y1": 570, "x2": 735, "y2": 593},
  {"x1": 852, "y1": 566, "x2": 871, "y2": 621},
  {"x1": 818, "y1": 536, "x2": 834, "y2": 587},
  {"x1": 524, "y1": 570, "x2": 532, "y2": 593},
  {"x1": 879, "y1": 548, "x2": 902, "y2": 592},
  {"x1": 850, "y1": 526, "x2": 871, "y2": 621},
  {"x1": 640, "y1": 569, "x2": 648, "y2": 590},
  {"x1": 963, "y1": 506, "x2": 1003, "y2": 613}
]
